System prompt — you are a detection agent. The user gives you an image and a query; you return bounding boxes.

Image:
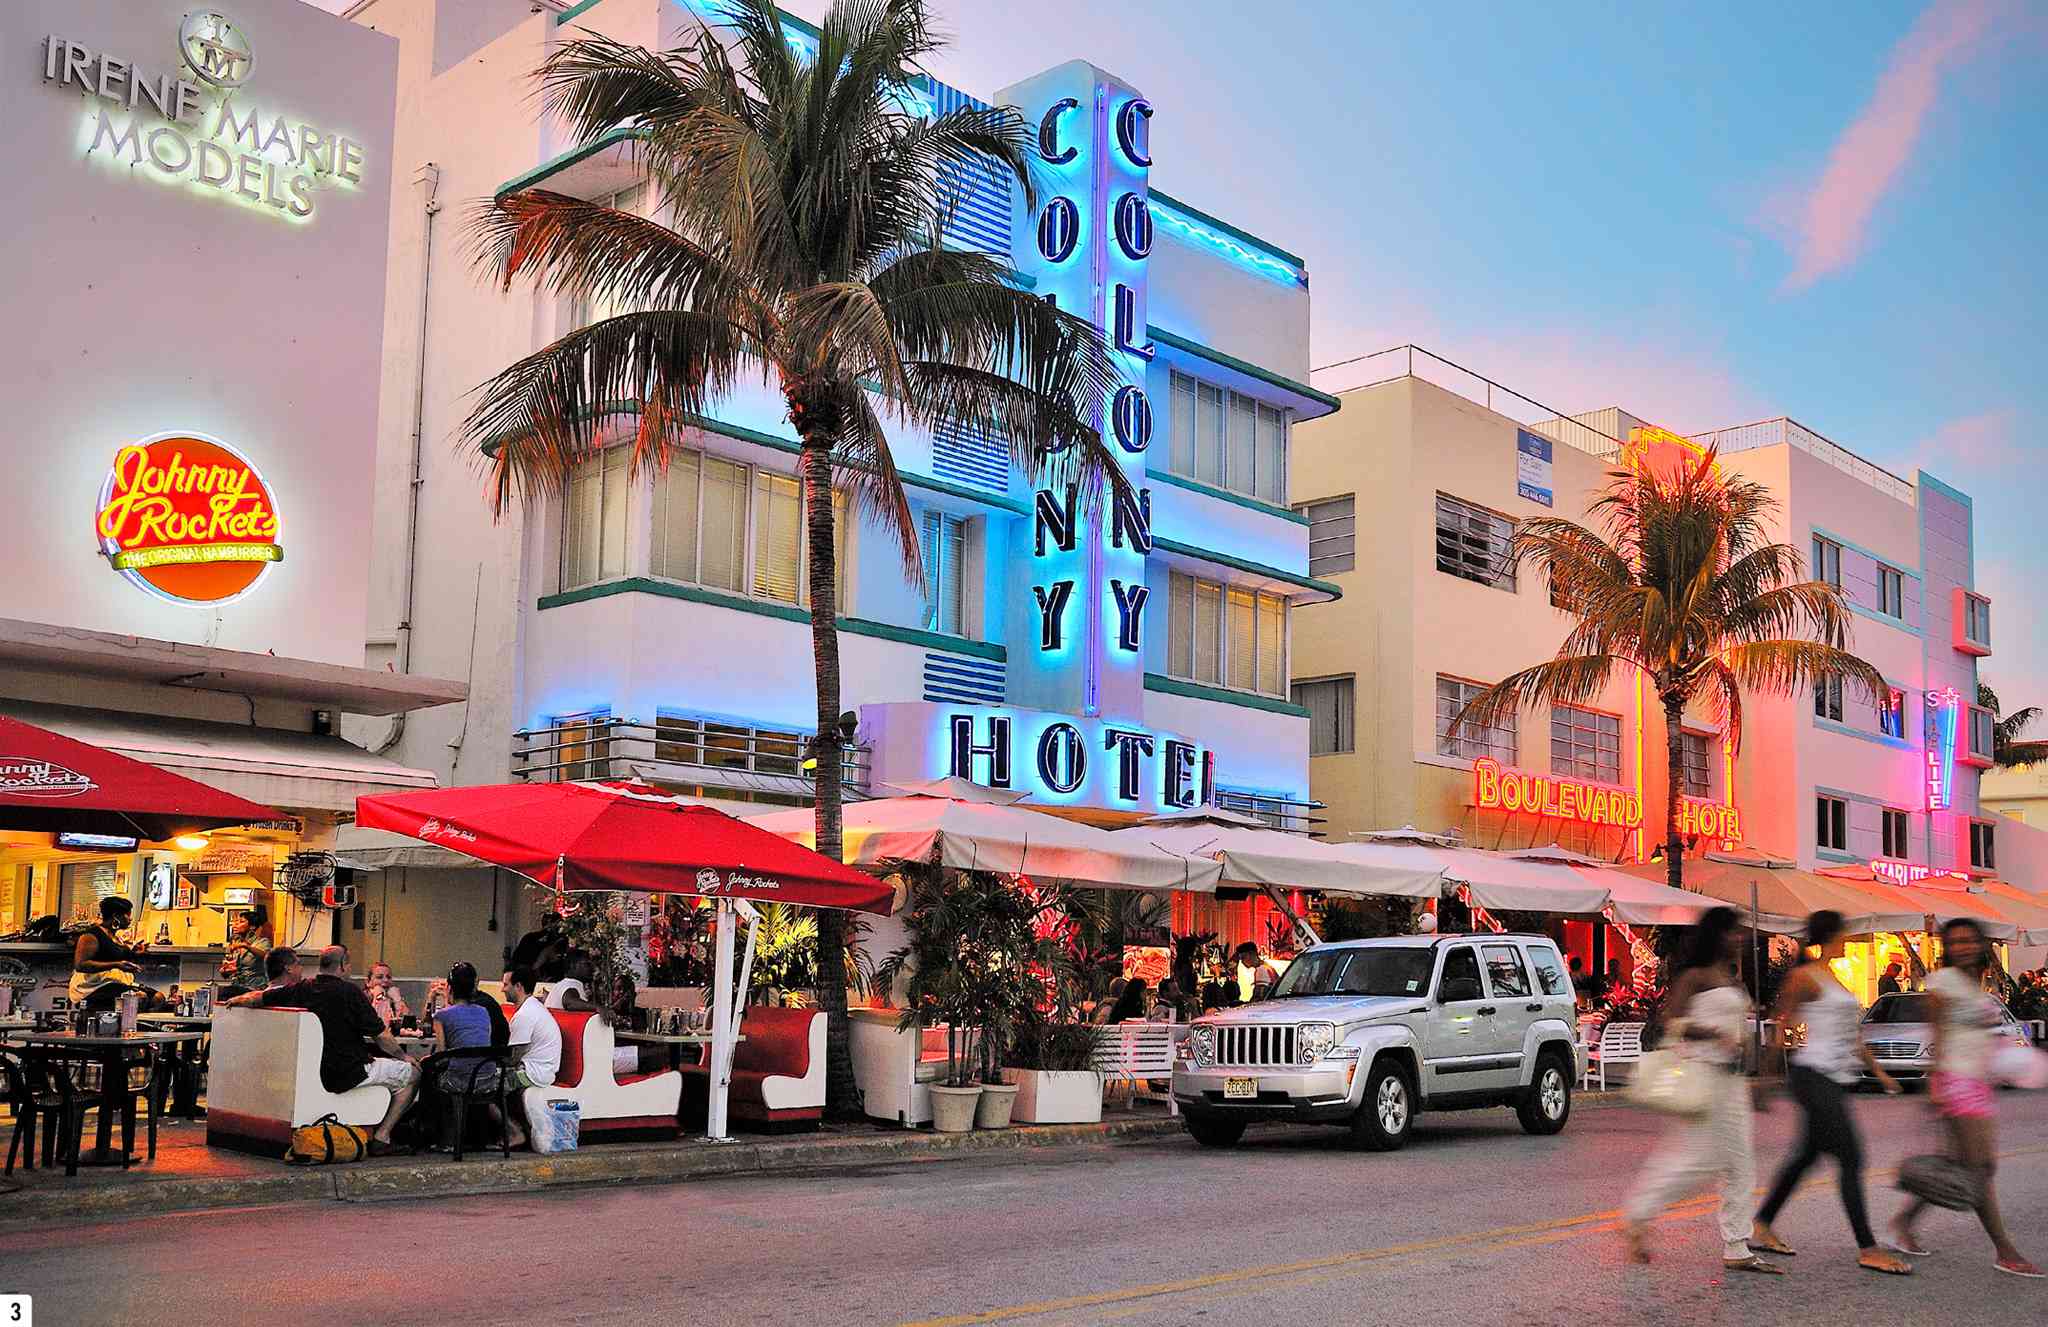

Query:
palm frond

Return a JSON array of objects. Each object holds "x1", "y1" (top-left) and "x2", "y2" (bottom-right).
[
  {"x1": 1719, "y1": 640, "x2": 1888, "y2": 709},
  {"x1": 1450, "y1": 655, "x2": 1632, "y2": 738}
]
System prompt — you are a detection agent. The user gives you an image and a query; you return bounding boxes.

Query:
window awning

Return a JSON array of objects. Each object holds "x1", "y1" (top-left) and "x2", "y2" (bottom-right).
[{"x1": 0, "y1": 701, "x2": 437, "y2": 815}]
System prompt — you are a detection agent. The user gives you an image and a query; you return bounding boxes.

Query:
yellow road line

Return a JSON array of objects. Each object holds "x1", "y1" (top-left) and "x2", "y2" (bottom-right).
[{"x1": 902, "y1": 1142, "x2": 2048, "y2": 1327}]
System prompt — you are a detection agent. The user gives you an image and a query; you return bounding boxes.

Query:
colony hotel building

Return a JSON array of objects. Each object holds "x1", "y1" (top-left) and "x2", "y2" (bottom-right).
[
  {"x1": 338, "y1": 0, "x2": 1335, "y2": 962},
  {"x1": 1289, "y1": 349, "x2": 2048, "y2": 984}
]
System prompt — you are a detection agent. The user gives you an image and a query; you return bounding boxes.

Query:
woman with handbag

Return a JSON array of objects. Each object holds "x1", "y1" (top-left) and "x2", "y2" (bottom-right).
[
  {"x1": 1622, "y1": 906, "x2": 1782, "y2": 1274},
  {"x1": 1891, "y1": 918, "x2": 2041, "y2": 1277},
  {"x1": 1749, "y1": 911, "x2": 1912, "y2": 1274}
]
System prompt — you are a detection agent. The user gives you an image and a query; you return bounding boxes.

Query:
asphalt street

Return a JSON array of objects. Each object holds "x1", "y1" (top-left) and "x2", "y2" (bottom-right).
[{"x1": 9, "y1": 1091, "x2": 2047, "y2": 1327}]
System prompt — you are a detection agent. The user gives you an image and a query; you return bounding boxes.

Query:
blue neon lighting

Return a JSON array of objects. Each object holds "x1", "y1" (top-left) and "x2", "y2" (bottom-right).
[{"x1": 1152, "y1": 200, "x2": 1307, "y2": 287}]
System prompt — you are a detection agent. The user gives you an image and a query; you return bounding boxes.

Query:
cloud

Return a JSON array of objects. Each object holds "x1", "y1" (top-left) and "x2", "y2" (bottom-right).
[
  {"x1": 1773, "y1": 0, "x2": 2014, "y2": 291},
  {"x1": 1908, "y1": 408, "x2": 2020, "y2": 476}
]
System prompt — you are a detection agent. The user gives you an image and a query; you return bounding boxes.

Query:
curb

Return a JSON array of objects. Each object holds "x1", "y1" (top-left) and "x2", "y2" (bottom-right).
[{"x1": 1, "y1": 1115, "x2": 1187, "y2": 1230}]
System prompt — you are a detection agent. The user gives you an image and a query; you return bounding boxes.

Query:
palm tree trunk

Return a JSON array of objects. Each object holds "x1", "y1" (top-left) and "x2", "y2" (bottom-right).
[
  {"x1": 797, "y1": 423, "x2": 859, "y2": 1121},
  {"x1": 1662, "y1": 694, "x2": 1685, "y2": 894}
]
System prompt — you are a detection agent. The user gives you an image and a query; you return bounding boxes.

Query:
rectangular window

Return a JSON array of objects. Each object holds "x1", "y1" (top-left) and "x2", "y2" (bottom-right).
[
  {"x1": 1529, "y1": 945, "x2": 1568, "y2": 997},
  {"x1": 1482, "y1": 944, "x2": 1532, "y2": 998},
  {"x1": 1968, "y1": 706, "x2": 1997, "y2": 764},
  {"x1": 1814, "y1": 675, "x2": 1843, "y2": 722},
  {"x1": 58, "y1": 859, "x2": 125, "y2": 928},
  {"x1": 1435, "y1": 493, "x2": 1516, "y2": 591},
  {"x1": 1811, "y1": 535, "x2": 1842, "y2": 589},
  {"x1": 1166, "y1": 369, "x2": 1289, "y2": 501},
  {"x1": 1295, "y1": 495, "x2": 1355, "y2": 577},
  {"x1": 1435, "y1": 675, "x2": 1517, "y2": 764},
  {"x1": 1970, "y1": 820, "x2": 1996, "y2": 871},
  {"x1": 1817, "y1": 795, "x2": 1848, "y2": 852},
  {"x1": 1293, "y1": 676, "x2": 1355, "y2": 756},
  {"x1": 560, "y1": 447, "x2": 631, "y2": 590},
  {"x1": 1166, "y1": 571, "x2": 1287, "y2": 697},
  {"x1": 1877, "y1": 565, "x2": 1904, "y2": 618},
  {"x1": 1879, "y1": 688, "x2": 1906, "y2": 739},
  {"x1": 920, "y1": 509, "x2": 969, "y2": 635},
  {"x1": 1962, "y1": 593, "x2": 1991, "y2": 649},
  {"x1": 1551, "y1": 704, "x2": 1621, "y2": 783},
  {"x1": 1680, "y1": 731, "x2": 1712, "y2": 798},
  {"x1": 549, "y1": 708, "x2": 613, "y2": 782},
  {"x1": 572, "y1": 183, "x2": 652, "y2": 327},
  {"x1": 752, "y1": 471, "x2": 804, "y2": 604},
  {"x1": 1882, "y1": 808, "x2": 1910, "y2": 860},
  {"x1": 649, "y1": 448, "x2": 842, "y2": 606}
]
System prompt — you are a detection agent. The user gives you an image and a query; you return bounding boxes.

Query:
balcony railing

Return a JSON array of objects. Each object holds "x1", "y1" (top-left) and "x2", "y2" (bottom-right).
[
  {"x1": 1311, "y1": 345, "x2": 1625, "y2": 461},
  {"x1": 1687, "y1": 417, "x2": 1915, "y2": 505},
  {"x1": 512, "y1": 717, "x2": 871, "y2": 807}
]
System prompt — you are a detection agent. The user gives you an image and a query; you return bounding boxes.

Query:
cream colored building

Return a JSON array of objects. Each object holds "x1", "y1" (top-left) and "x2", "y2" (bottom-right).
[{"x1": 1984, "y1": 763, "x2": 2048, "y2": 828}]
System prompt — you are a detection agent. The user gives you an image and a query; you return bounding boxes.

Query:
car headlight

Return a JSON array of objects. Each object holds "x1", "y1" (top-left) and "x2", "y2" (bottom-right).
[
  {"x1": 1297, "y1": 1021, "x2": 1336, "y2": 1064},
  {"x1": 1189, "y1": 1025, "x2": 1216, "y2": 1067}
]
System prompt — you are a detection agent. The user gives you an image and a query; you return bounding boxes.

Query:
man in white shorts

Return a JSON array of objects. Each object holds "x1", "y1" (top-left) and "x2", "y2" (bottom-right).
[{"x1": 248, "y1": 944, "x2": 420, "y2": 1156}]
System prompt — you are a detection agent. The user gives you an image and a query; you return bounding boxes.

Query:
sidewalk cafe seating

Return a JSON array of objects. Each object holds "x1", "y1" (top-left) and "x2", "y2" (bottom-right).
[
  {"x1": 205, "y1": 1007, "x2": 393, "y2": 1155},
  {"x1": 849, "y1": 1008, "x2": 976, "y2": 1128},
  {"x1": 4, "y1": 1042, "x2": 170, "y2": 1175},
  {"x1": 681, "y1": 1006, "x2": 824, "y2": 1130},
  {"x1": 521, "y1": 1009, "x2": 681, "y2": 1141},
  {"x1": 1092, "y1": 1023, "x2": 1185, "y2": 1116},
  {"x1": 417, "y1": 1044, "x2": 520, "y2": 1161},
  {"x1": 1583, "y1": 1020, "x2": 1645, "y2": 1091}
]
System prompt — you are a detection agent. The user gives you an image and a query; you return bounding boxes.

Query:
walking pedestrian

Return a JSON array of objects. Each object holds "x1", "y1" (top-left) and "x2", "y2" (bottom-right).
[
  {"x1": 1748, "y1": 910, "x2": 1911, "y2": 1274},
  {"x1": 1891, "y1": 918, "x2": 2042, "y2": 1278},
  {"x1": 1622, "y1": 906, "x2": 1781, "y2": 1274}
]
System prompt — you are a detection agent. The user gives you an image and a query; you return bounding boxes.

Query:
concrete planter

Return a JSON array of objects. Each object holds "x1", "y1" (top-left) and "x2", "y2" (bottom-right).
[
  {"x1": 1003, "y1": 1068, "x2": 1104, "y2": 1125},
  {"x1": 974, "y1": 1080, "x2": 1020, "y2": 1129},
  {"x1": 928, "y1": 1082, "x2": 982, "y2": 1133}
]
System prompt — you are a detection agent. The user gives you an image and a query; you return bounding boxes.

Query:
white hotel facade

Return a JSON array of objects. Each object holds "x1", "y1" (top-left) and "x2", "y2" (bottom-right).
[{"x1": 338, "y1": 0, "x2": 1336, "y2": 959}]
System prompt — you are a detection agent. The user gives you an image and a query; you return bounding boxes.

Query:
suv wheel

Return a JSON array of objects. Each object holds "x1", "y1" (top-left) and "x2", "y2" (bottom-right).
[
  {"x1": 1517, "y1": 1051, "x2": 1572, "y2": 1135},
  {"x1": 1350, "y1": 1058, "x2": 1414, "y2": 1151},
  {"x1": 1183, "y1": 1110, "x2": 1247, "y2": 1148}
]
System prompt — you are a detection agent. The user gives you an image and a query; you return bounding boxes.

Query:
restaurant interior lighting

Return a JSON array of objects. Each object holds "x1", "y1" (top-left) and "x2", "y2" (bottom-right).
[{"x1": 174, "y1": 834, "x2": 210, "y2": 851}]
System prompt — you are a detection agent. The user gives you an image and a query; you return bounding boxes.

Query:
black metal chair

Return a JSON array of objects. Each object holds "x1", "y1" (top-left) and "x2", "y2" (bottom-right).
[
  {"x1": 418, "y1": 1046, "x2": 519, "y2": 1160},
  {"x1": 4, "y1": 1048, "x2": 95, "y2": 1177}
]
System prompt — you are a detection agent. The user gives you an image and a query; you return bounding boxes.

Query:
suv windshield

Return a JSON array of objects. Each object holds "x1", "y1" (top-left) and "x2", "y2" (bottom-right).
[
  {"x1": 1271, "y1": 947, "x2": 1436, "y2": 999},
  {"x1": 1865, "y1": 994, "x2": 1930, "y2": 1024}
]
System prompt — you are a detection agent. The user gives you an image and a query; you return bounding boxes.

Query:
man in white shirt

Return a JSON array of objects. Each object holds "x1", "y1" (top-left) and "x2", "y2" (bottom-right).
[{"x1": 503, "y1": 965, "x2": 564, "y2": 1149}]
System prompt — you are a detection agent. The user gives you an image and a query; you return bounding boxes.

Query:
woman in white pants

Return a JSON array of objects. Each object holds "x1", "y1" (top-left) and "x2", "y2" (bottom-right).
[{"x1": 1623, "y1": 906, "x2": 1783, "y2": 1275}]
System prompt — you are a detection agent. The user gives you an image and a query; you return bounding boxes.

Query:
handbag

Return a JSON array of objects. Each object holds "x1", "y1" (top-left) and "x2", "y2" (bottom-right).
[
  {"x1": 1897, "y1": 1152, "x2": 1982, "y2": 1211},
  {"x1": 1991, "y1": 1041, "x2": 2048, "y2": 1091},
  {"x1": 286, "y1": 1113, "x2": 372, "y2": 1165},
  {"x1": 1629, "y1": 1047, "x2": 1715, "y2": 1117}
]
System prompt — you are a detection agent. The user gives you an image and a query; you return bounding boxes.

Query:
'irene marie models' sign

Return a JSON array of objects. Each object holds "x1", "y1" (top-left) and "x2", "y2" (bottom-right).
[
  {"x1": 42, "y1": 11, "x2": 366, "y2": 223},
  {"x1": 94, "y1": 432, "x2": 284, "y2": 605}
]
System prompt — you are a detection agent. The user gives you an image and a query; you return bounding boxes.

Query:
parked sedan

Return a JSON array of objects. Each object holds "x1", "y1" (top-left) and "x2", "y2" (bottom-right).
[{"x1": 1858, "y1": 991, "x2": 2032, "y2": 1087}]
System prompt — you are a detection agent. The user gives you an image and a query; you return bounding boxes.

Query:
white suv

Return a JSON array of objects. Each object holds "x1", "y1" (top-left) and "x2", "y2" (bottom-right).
[{"x1": 1171, "y1": 934, "x2": 1583, "y2": 1149}]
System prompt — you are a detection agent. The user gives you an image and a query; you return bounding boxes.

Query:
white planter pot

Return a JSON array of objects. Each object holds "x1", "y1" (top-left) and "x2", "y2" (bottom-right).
[
  {"x1": 974, "y1": 1081, "x2": 1020, "y2": 1129},
  {"x1": 928, "y1": 1083, "x2": 982, "y2": 1133},
  {"x1": 1002, "y1": 1068, "x2": 1104, "y2": 1125}
]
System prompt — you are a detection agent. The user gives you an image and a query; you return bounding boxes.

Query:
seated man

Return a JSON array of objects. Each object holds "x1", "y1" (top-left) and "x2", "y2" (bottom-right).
[
  {"x1": 227, "y1": 943, "x2": 419, "y2": 1156},
  {"x1": 502, "y1": 965, "x2": 563, "y2": 1149}
]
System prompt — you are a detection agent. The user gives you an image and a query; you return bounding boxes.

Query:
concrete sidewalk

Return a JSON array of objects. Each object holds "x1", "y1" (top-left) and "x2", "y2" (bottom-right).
[{"x1": 0, "y1": 1110, "x2": 1188, "y2": 1229}]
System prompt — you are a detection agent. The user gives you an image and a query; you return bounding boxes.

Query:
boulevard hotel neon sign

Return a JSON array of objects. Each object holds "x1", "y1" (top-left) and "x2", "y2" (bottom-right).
[{"x1": 1471, "y1": 757, "x2": 1743, "y2": 840}]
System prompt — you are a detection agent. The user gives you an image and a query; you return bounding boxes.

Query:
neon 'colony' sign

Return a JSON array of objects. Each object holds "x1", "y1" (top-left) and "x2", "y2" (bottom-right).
[{"x1": 44, "y1": 12, "x2": 367, "y2": 222}]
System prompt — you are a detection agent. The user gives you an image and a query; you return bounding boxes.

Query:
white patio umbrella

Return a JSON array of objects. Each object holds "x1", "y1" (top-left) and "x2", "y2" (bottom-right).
[
  {"x1": 747, "y1": 792, "x2": 1224, "y2": 894},
  {"x1": 1111, "y1": 812, "x2": 1442, "y2": 901},
  {"x1": 1508, "y1": 844, "x2": 1757, "y2": 928},
  {"x1": 1336, "y1": 837, "x2": 1613, "y2": 915}
]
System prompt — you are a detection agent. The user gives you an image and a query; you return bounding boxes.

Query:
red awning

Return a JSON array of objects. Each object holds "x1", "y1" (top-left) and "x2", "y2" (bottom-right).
[
  {"x1": 0, "y1": 713, "x2": 280, "y2": 840},
  {"x1": 355, "y1": 781, "x2": 894, "y2": 914}
]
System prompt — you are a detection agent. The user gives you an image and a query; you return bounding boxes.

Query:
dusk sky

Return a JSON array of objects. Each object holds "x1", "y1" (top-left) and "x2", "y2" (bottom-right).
[{"x1": 324, "y1": 0, "x2": 2048, "y2": 709}]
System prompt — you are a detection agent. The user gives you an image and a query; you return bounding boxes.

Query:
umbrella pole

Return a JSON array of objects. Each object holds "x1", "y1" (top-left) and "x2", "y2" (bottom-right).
[
  {"x1": 706, "y1": 898, "x2": 737, "y2": 1143},
  {"x1": 1751, "y1": 881, "x2": 1763, "y2": 1079}
]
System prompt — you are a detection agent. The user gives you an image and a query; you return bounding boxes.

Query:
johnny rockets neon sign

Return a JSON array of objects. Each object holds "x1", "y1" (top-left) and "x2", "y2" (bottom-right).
[
  {"x1": 1472, "y1": 757, "x2": 1741, "y2": 839},
  {"x1": 94, "y1": 432, "x2": 283, "y2": 604}
]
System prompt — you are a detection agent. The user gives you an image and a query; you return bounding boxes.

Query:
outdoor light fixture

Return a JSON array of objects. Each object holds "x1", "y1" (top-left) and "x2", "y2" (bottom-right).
[{"x1": 174, "y1": 835, "x2": 209, "y2": 851}]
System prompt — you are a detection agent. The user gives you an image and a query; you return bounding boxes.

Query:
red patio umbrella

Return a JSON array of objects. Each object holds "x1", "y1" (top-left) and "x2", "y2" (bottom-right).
[
  {"x1": 354, "y1": 780, "x2": 892, "y2": 913},
  {"x1": 0, "y1": 713, "x2": 279, "y2": 840}
]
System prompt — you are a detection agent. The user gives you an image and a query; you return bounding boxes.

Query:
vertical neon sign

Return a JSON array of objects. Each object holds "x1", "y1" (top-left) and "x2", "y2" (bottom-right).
[{"x1": 1925, "y1": 687, "x2": 1960, "y2": 811}]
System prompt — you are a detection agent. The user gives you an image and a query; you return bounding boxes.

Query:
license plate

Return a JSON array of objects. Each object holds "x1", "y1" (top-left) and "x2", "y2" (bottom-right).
[{"x1": 1222, "y1": 1076, "x2": 1258, "y2": 1100}]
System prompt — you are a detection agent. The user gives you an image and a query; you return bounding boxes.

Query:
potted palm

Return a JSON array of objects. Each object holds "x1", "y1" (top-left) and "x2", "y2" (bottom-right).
[{"x1": 879, "y1": 865, "x2": 985, "y2": 1131}]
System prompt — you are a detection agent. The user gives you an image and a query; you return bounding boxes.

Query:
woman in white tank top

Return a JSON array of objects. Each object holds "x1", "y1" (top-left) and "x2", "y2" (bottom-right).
[{"x1": 1749, "y1": 911, "x2": 1911, "y2": 1275}]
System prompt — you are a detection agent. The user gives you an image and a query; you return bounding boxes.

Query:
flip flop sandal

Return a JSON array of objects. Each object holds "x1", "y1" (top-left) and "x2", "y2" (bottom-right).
[
  {"x1": 1892, "y1": 1236, "x2": 1932, "y2": 1257},
  {"x1": 1722, "y1": 1256, "x2": 1788, "y2": 1275},
  {"x1": 1751, "y1": 1233, "x2": 1797, "y2": 1256},
  {"x1": 1858, "y1": 1254, "x2": 1913, "y2": 1276},
  {"x1": 1994, "y1": 1258, "x2": 2045, "y2": 1279}
]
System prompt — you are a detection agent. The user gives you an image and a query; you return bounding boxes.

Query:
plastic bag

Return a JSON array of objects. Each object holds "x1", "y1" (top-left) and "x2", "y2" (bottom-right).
[{"x1": 530, "y1": 1098, "x2": 581, "y2": 1154}]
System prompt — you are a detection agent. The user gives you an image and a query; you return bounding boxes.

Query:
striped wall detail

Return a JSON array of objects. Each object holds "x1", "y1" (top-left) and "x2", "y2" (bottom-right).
[
  {"x1": 923, "y1": 650, "x2": 1006, "y2": 705},
  {"x1": 926, "y1": 80, "x2": 1014, "y2": 262},
  {"x1": 930, "y1": 416, "x2": 1011, "y2": 495}
]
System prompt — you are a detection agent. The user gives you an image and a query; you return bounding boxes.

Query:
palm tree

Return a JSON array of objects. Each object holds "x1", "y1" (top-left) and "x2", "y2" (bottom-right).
[
  {"x1": 1452, "y1": 446, "x2": 1886, "y2": 891},
  {"x1": 464, "y1": 0, "x2": 1125, "y2": 1115},
  {"x1": 1979, "y1": 681, "x2": 2045, "y2": 768}
]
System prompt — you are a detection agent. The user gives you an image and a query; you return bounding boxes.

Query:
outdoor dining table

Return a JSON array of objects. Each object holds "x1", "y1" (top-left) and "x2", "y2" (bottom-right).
[
  {"x1": 136, "y1": 1014, "x2": 214, "y2": 1119},
  {"x1": 617, "y1": 1028, "x2": 742, "y2": 1073},
  {"x1": 0, "y1": 1029, "x2": 205, "y2": 1167}
]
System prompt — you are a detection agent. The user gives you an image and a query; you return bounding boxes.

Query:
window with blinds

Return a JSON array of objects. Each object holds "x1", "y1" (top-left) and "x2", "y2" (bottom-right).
[
  {"x1": 573, "y1": 183, "x2": 652, "y2": 328},
  {"x1": 921, "y1": 509, "x2": 969, "y2": 634},
  {"x1": 1295, "y1": 494, "x2": 1355, "y2": 576},
  {"x1": 561, "y1": 447, "x2": 631, "y2": 590},
  {"x1": 1293, "y1": 676, "x2": 1355, "y2": 755},
  {"x1": 1551, "y1": 704, "x2": 1621, "y2": 783},
  {"x1": 1435, "y1": 493, "x2": 1515, "y2": 590},
  {"x1": 1166, "y1": 369, "x2": 1287, "y2": 503},
  {"x1": 1435, "y1": 675, "x2": 1516, "y2": 763},
  {"x1": 1166, "y1": 570, "x2": 1286, "y2": 697},
  {"x1": 1680, "y1": 730, "x2": 1712, "y2": 797},
  {"x1": 752, "y1": 471, "x2": 804, "y2": 603},
  {"x1": 645, "y1": 447, "x2": 846, "y2": 608}
]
